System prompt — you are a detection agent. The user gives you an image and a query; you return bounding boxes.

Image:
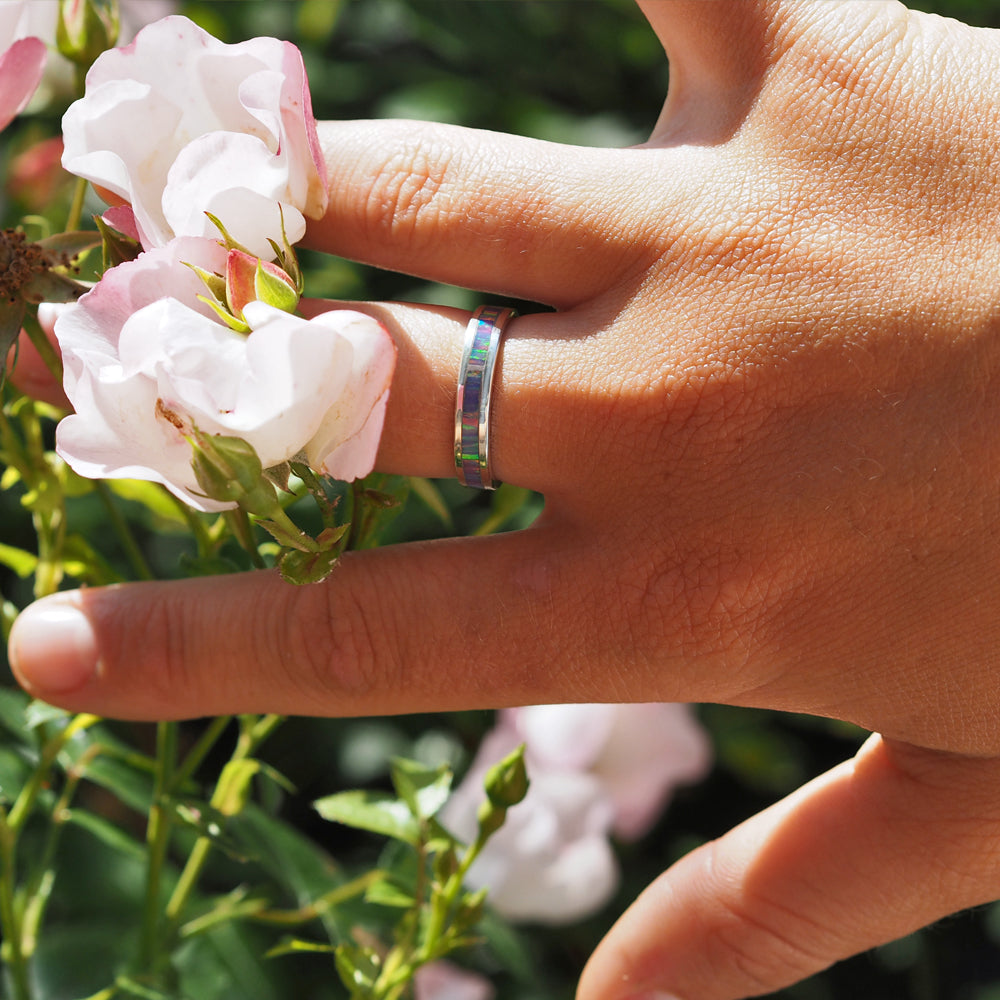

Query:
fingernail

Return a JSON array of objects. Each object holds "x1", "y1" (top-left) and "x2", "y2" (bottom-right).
[
  {"x1": 8, "y1": 597, "x2": 99, "y2": 695},
  {"x1": 626, "y1": 994, "x2": 682, "y2": 1000}
]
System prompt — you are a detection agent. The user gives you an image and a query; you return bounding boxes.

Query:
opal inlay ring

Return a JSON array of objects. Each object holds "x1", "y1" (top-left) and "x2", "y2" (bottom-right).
[{"x1": 455, "y1": 305, "x2": 516, "y2": 489}]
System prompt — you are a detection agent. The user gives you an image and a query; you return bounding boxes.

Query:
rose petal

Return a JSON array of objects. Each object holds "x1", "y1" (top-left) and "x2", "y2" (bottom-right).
[{"x1": 0, "y1": 36, "x2": 46, "y2": 132}]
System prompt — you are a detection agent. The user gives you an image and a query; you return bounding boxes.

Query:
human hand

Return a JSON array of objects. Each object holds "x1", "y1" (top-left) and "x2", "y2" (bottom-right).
[{"x1": 10, "y1": 1, "x2": 1000, "y2": 996}]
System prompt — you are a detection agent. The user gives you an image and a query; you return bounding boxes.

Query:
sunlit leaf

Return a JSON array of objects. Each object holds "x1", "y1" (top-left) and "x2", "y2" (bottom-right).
[
  {"x1": 390, "y1": 757, "x2": 452, "y2": 821},
  {"x1": 314, "y1": 789, "x2": 419, "y2": 845}
]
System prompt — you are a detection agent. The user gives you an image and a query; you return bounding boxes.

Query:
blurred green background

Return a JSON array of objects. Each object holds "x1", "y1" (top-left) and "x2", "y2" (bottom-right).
[{"x1": 4, "y1": 1, "x2": 1000, "y2": 998}]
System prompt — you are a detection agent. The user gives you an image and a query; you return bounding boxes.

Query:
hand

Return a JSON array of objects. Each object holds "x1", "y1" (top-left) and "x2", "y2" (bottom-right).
[{"x1": 10, "y1": 2, "x2": 1000, "y2": 997}]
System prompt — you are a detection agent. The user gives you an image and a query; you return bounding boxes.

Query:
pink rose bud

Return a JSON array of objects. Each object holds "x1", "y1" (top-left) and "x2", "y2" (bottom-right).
[{"x1": 225, "y1": 249, "x2": 299, "y2": 321}]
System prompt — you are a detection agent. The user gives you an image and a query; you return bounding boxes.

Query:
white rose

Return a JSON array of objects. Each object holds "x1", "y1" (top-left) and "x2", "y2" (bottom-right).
[
  {"x1": 54, "y1": 238, "x2": 394, "y2": 510},
  {"x1": 61, "y1": 15, "x2": 328, "y2": 258}
]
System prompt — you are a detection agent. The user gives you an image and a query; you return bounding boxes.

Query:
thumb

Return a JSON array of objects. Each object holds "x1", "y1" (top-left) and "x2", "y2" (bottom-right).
[{"x1": 577, "y1": 736, "x2": 1000, "y2": 1000}]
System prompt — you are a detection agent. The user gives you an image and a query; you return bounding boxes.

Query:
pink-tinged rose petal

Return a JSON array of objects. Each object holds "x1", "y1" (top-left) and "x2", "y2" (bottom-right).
[
  {"x1": 0, "y1": 35, "x2": 46, "y2": 132},
  {"x1": 225, "y1": 249, "x2": 295, "y2": 319},
  {"x1": 55, "y1": 240, "x2": 394, "y2": 509},
  {"x1": 302, "y1": 311, "x2": 395, "y2": 482},
  {"x1": 442, "y1": 703, "x2": 712, "y2": 924},
  {"x1": 102, "y1": 205, "x2": 141, "y2": 243},
  {"x1": 414, "y1": 962, "x2": 494, "y2": 1000},
  {"x1": 61, "y1": 15, "x2": 328, "y2": 257}
]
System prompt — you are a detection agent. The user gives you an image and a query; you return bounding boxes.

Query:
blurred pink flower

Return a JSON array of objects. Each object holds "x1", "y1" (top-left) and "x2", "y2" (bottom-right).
[
  {"x1": 414, "y1": 961, "x2": 494, "y2": 1000},
  {"x1": 442, "y1": 703, "x2": 711, "y2": 924},
  {"x1": 510, "y1": 702, "x2": 712, "y2": 841},
  {"x1": 61, "y1": 14, "x2": 328, "y2": 258},
  {"x1": 54, "y1": 238, "x2": 393, "y2": 510},
  {"x1": 0, "y1": 2, "x2": 47, "y2": 132}
]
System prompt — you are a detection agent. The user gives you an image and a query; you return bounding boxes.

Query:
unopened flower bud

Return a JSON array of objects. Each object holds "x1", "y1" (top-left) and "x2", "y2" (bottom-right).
[
  {"x1": 483, "y1": 744, "x2": 529, "y2": 810},
  {"x1": 225, "y1": 249, "x2": 299, "y2": 320},
  {"x1": 187, "y1": 429, "x2": 280, "y2": 516},
  {"x1": 57, "y1": 0, "x2": 119, "y2": 68}
]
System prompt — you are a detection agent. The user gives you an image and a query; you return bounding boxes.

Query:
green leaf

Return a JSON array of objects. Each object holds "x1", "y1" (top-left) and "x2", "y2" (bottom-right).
[
  {"x1": 0, "y1": 687, "x2": 31, "y2": 736},
  {"x1": 390, "y1": 757, "x2": 453, "y2": 821},
  {"x1": 24, "y1": 699, "x2": 70, "y2": 730},
  {"x1": 214, "y1": 758, "x2": 262, "y2": 818},
  {"x1": 335, "y1": 942, "x2": 381, "y2": 992},
  {"x1": 364, "y1": 877, "x2": 415, "y2": 909},
  {"x1": 62, "y1": 741, "x2": 156, "y2": 814},
  {"x1": 36, "y1": 230, "x2": 103, "y2": 260},
  {"x1": 0, "y1": 541, "x2": 38, "y2": 577},
  {"x1": 107, "y1": 478, "x2": 190, "y2": 526},
  {"x1": 314, "y1": 789, "x2": 419, "y2": 845},
  {"x1": 474, "y1": 484, "x2": 535, "y2": 536},
  {"x1": 408, "y1": 476, "x2": 453, "y2": 530},
  {"x1": 228, "y1": 805, "x2": 344, "y2": 921},
  {"x1": 113, "y1": 976, "x2": 174, "y2": 1000},
  {"x1": 0, "y1": 745, "x2": 32, "y2": 803},
  {"x1": 0, "y1": 296, "x2": 27, "y2": 379},
  {"x1": 64, "y1": 808, "x2": 146, "y2": 862},
  {"x1": 277, "y1": 544, "x2": 339, "y2": 585},
  {"x1": 264, "y1": 936, "x2": 335, "y2": 959},
  {"x1": 59, "y1": 534, "x2": 125, "y2": 586}
]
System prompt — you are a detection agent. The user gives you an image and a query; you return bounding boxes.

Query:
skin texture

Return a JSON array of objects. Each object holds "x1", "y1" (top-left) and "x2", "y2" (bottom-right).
[{"x1": 10, "y1": 1, "x2": 1000, "y2": 996}]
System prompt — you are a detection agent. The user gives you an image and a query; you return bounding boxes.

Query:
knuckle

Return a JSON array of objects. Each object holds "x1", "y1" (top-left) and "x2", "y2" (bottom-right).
[
  {"x1": 699, "y1": 845, "x2": 839, "y2": 993},
  {"x1": 119, "y1": 597, "x2": 201, "y2": 708},
  {"x1": 359, "y1": 127, "x2": 457, "y2": 248},
  {"x1": 273, "y1": 569, "x2": 402, "y2": 710}
]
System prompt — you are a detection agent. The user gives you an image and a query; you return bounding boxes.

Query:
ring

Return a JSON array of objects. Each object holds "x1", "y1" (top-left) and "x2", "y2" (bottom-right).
[{"x1": 455, "y1": 305, "x2": 516, "y2": 489}]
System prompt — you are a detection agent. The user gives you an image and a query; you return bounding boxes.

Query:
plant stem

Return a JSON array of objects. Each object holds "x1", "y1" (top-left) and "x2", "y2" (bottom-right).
[
  {"x1": 138, "y1": 721, "x2": 178, "y2": 974},
  {"x1": 0, "y1": 811, "x2": 31, "y2": 1000},
  {"x1": 167, "y1": 716, "x2": 232, "y2": 795},
  {"x1": 66, "y1": 177, "x2": 88, "y2": 233},
  {"x1": 94, "y1": 480, "x2": 155, "y2": 581},
  {"x1": 162, "y1": 487, "x2": 213, "y2": 559},
  {"x1": 225, "y1": 507, "x2": 266, "y2": 568},
  {"x1": 162, "y1": 715, "x2": 282, "y2": 942}
]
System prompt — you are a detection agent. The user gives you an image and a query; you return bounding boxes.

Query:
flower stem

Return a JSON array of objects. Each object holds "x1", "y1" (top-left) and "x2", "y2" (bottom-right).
[
  {"x1": 162, "y1": 715, "x2": 282, "y2": 942},
  {"x1": 66, "y1": 177, "x2": 88, "y2": 234},
  {"x1": 167, "y1": 716, "x2": 232, "y2": 795},
  {"x1": 0, "y1": 810, "x2": 32, "y2": 1000},
  {"x1": 138, "y1": 721, "x2": 178, "y2": 974},
  {"x1": 94, "y1": 480, "x2": 155, "y2": 581}
]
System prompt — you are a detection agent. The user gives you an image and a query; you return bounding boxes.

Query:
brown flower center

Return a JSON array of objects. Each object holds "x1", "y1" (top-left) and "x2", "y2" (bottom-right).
[{"x1": 0, "y1": 229, "x2": 50, "y2": 303}]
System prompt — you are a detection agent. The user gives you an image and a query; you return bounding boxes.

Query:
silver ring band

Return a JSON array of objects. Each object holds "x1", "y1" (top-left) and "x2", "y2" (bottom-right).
[{"x1": 455, "y1": 305, "x2": 515, "y2": 489}]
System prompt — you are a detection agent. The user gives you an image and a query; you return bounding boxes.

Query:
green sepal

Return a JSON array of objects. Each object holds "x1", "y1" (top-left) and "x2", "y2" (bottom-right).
[
  {"x1": 254, "y1": 257, "x2": 299, "y2": 313},
  {"x1": 277, "y1": 544, "x2": 340, "y2": 585},
  {"x1": 94, "y1": 213, "x2": 142, "y2": 269},
  {"x1": 0, "y1": 297, "x2": 26, "y2": 380},
  {"x1": 35, "y1": 230, "x2": 103, "y2": 261},
  {"x1": 197, "y1": 294, "x2": 250, "y2": 334},
  {"x1": 204, "y1": 211, "x2": 253, "y2": 256}
]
